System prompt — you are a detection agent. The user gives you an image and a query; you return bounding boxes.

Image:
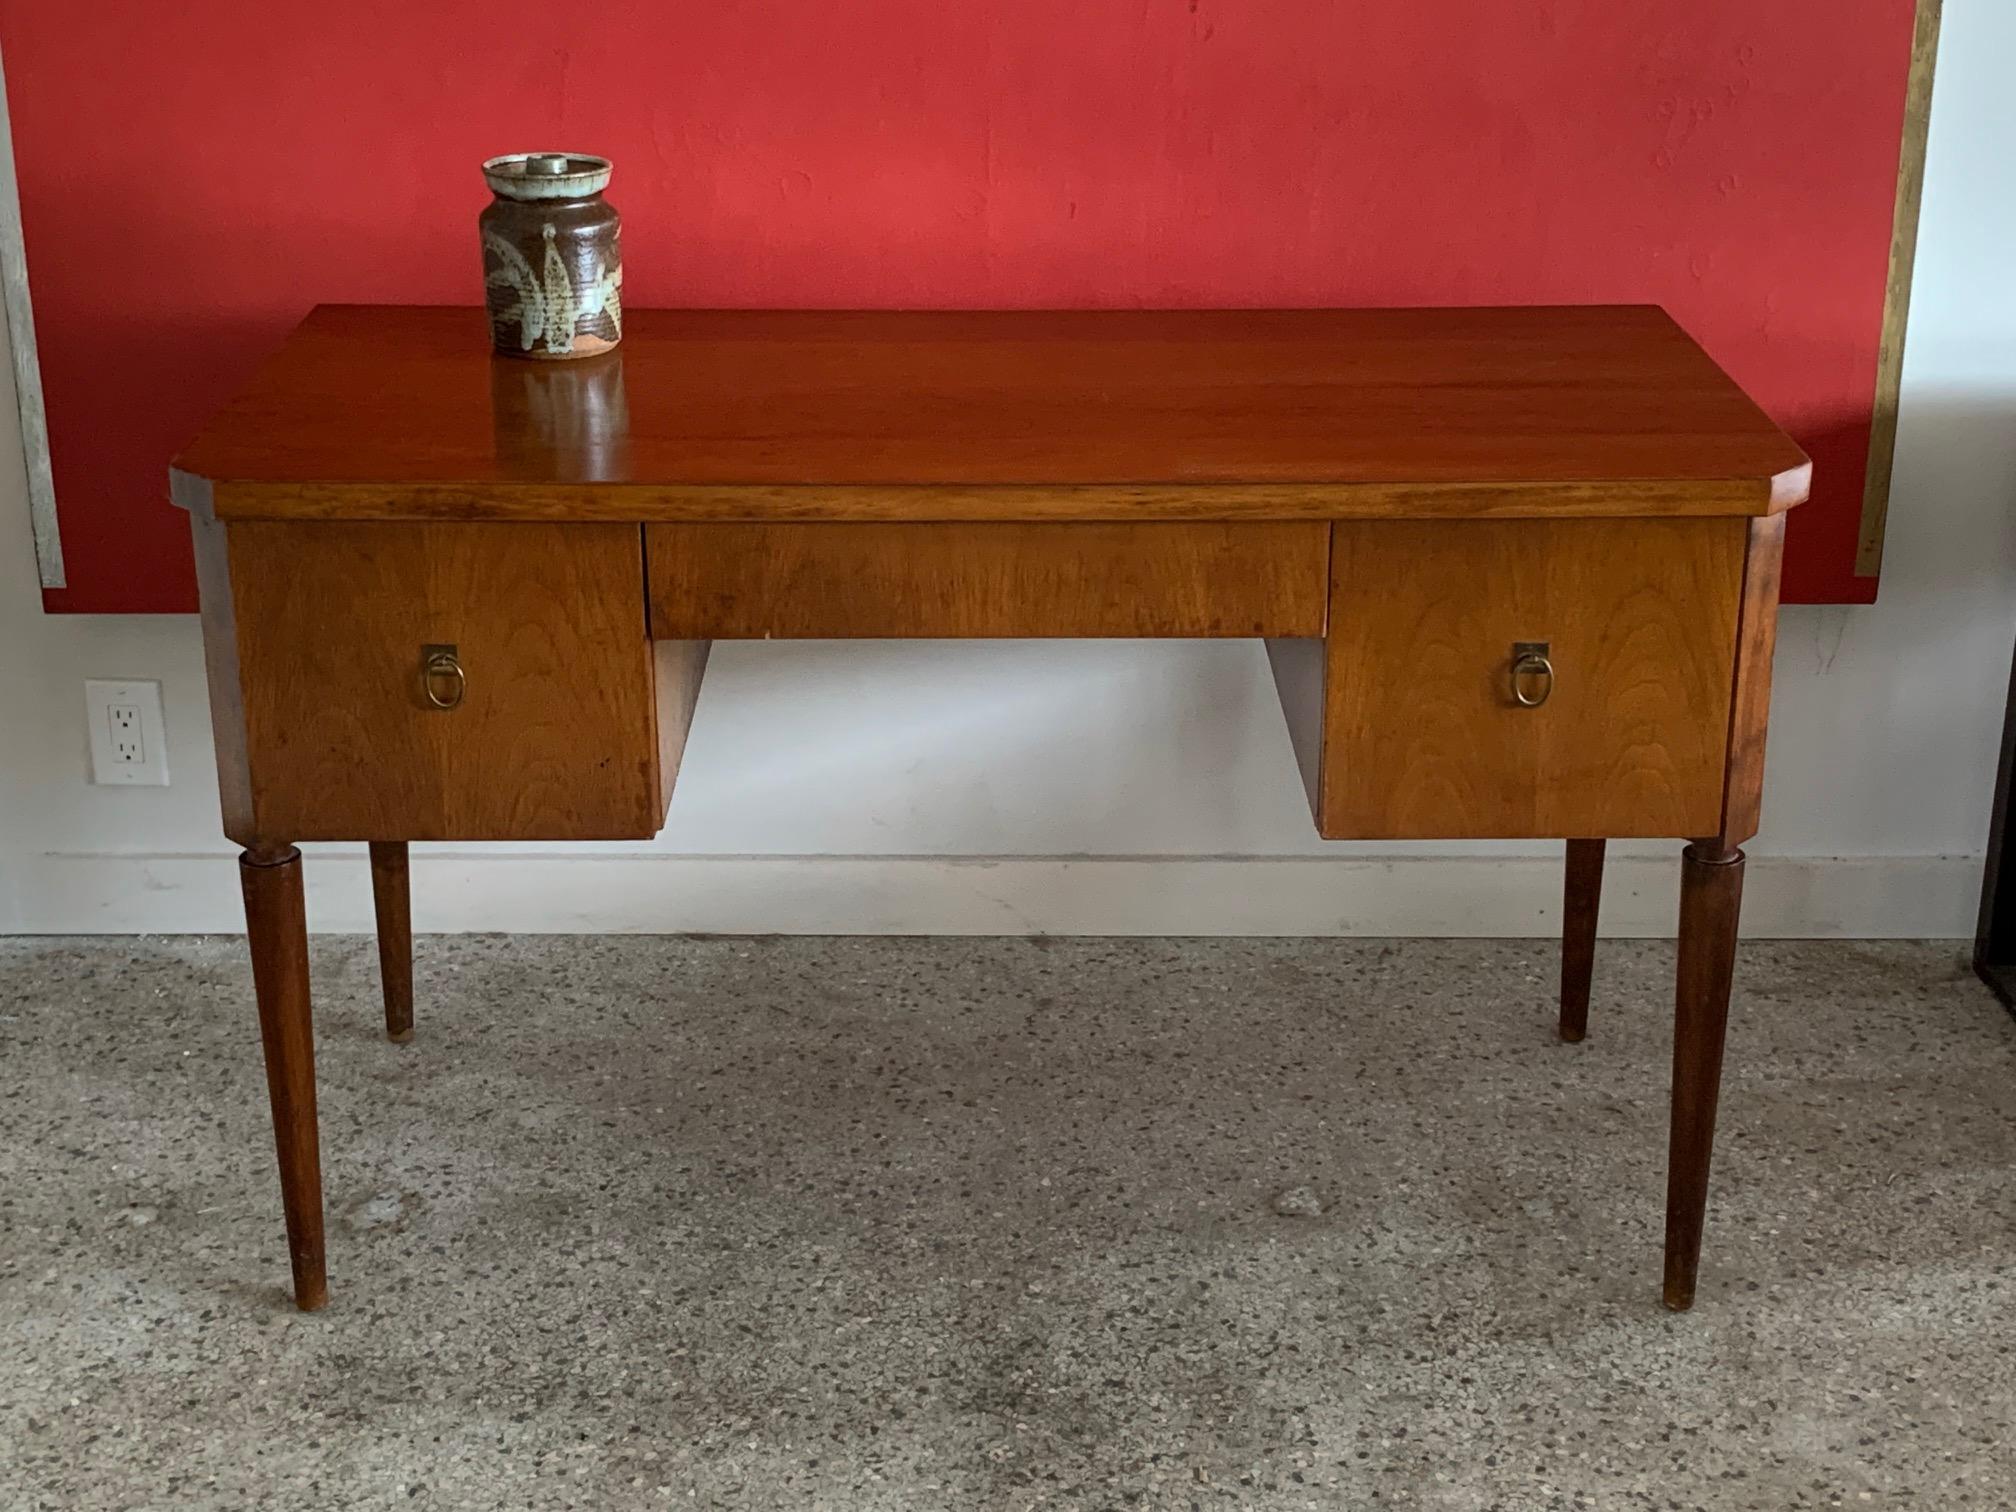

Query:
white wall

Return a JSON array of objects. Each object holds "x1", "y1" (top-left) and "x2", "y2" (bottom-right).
[{"x1": 3, "y1": 2, "x2": 2013, "y2": 936}]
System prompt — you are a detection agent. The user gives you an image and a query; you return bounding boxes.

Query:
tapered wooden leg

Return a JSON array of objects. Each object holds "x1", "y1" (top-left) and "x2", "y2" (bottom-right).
[
  {"x1": 1559, "y1": 838, "x2": 1605, "y2": 1042},
  {"x1": 240, "y1": 845, "x2": 328, "y2": 1312},
  {"x1": 369, "y1": 841, "x2": 414, "y2": 1043},
  {"x1": 1663, "y1": 842, "x2": 1744, "y2": 1312}
]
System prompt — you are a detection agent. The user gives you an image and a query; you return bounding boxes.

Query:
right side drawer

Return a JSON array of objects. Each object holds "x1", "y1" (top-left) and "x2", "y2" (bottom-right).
[{"x1": 1297, "y1": 517, "x2": 1747, "y2": 840}]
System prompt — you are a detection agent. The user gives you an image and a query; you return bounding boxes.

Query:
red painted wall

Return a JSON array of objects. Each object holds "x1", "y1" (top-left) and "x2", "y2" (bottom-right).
[{"x1": 3, "y1": 1, "x2": 1916, "y2": 611}]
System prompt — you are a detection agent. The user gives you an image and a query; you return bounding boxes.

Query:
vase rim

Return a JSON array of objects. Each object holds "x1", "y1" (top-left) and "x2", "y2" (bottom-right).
[{"x1": 481, "y1": 153, "x2": 613, "y2": 202}]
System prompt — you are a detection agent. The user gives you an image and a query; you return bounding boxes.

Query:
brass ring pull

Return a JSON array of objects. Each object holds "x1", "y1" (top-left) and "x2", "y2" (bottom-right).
[
  {"x1": 421, "y1": 645, "x2": 466, "y2": 710},
  {"x1": 1510, "y1": 641, "x2": 1553, "y2": 708}
]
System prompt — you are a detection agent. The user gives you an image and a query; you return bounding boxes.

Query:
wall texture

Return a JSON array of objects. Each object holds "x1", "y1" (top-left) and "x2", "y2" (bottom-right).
[
  {"x1": 1, "y1": 1, "x2": 2011, "y2": 937},
  {"x1": 1, "y1": 0, "x2": 1917, "y2": 610}
]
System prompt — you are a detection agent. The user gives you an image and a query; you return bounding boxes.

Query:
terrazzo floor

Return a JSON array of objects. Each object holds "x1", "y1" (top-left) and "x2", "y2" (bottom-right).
[{"x1": 2, "y1": 935, "x2": 2012, "y2": 1511}]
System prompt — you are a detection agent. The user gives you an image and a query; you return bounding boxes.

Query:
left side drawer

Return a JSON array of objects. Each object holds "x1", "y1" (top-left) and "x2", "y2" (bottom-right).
[{"x1": 200, "y1": 521, "x2": 664, "y2": 843}]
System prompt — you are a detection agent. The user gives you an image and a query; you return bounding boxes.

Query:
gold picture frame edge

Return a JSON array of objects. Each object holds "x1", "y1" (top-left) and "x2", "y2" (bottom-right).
[{"x1": 1856, "y1": 0, "x2": 1946, "y2": 580}]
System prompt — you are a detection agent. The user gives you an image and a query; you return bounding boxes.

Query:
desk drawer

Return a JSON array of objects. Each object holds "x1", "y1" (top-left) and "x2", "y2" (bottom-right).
[
  {"x1": 209, "y1": 521, "x2": 673, "y2": 843},
  {"x1": 1282, "y1": 518, "x2": 1746, "y2": 840},
  {"x1": 645, "y1": 522, "x2": 1328, "y2": 638}
]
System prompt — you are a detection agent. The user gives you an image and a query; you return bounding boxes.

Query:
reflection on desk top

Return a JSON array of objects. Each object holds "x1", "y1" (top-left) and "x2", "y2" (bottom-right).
[{"x1": 171, "y1": 305, "x2": 1810, "y2": 523}]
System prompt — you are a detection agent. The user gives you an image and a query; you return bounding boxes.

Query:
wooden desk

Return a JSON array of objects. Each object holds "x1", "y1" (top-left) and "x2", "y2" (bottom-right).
[{"x1": 171, "y1": 305, "x2": 1809, "y2": 1314}]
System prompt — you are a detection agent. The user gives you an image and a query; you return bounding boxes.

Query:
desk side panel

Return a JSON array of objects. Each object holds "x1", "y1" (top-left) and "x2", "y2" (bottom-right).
[
  {"x1": 651, "y1": 638, "x2": 711, "y2": 822},
  {"x1": 1266, "y1": 635, "x2": 1328, "y2": 824},
  {"x1": 189, "y1": 513, "x2": 257, "y2": 843},
  {"x1": 1715, "y1": 513, "x2": 1787, "y2": 847}
]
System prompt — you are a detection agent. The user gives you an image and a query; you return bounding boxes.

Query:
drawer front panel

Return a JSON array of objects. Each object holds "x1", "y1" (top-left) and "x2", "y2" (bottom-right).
[
  {"x1": 1317, "y1": 518, "x2": 1744, "y2": 839},
  {"x1": 226, "y1": 522, "x2": 660, "y2": 842},
  {"x1": 646, "y1": 522, "x2": 1329, "y2": 638}
]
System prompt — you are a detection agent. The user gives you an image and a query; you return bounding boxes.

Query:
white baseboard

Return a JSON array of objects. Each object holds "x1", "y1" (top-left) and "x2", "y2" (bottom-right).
[{"x1": 2, "y1": 849, "x2": 1980, "y2": 937}]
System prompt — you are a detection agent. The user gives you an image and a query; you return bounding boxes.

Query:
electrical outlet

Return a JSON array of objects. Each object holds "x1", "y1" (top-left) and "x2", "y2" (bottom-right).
[{"x1": 85, "y1": 679, "x2": 170, "y2": 786}]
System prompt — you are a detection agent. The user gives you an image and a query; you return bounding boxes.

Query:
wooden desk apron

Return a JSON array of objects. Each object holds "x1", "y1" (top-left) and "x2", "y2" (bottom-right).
[{"x1": 171, "y1": 305, "x2": 1809, "y2": 1314}]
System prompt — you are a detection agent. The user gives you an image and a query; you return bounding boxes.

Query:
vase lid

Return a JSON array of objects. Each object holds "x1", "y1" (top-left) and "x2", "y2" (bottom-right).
[{"x1": 481, "y1": 152, "x2": 613, "y2": 201}]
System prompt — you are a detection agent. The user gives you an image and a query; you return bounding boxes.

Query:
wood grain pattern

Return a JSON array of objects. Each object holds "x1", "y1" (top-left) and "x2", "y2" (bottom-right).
[
  {"x1": 646, "y1": 523, "x2": 1328, "y2": 638},
  {"x1": 1716, "y1": 514, "x2": 1787, "y2": 848},
  {"x1": 240, "y1": 845, "x2": 326, "y2": 1311},
  {"x1": 1317, "y1": 519, "x2": 1746, "y2": 839},
  {"x1": 368, "y1": 841, "x2": 414, "y2": 1043},
  {"x1": 1665, "y1": 842, "x2": 1745, "y2": 1312},
  {"x1": 192, "y1": 476, "x2": 1799, "y2": 526},
  {"x1": 171, "y1": 306, "x2": 1809, "y2": 522},
  {"x1": 221, "y1": 522, "x2": 659, "y2": 843}
]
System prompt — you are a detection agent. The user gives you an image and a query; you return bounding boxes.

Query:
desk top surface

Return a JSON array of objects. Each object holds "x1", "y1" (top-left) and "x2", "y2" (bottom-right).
[{"x1": 174, "y1": 305, "x2": 1809, "y2": 521}]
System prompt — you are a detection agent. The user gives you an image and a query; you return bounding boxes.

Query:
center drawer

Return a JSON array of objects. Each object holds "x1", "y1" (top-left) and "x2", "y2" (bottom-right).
[{"x1": 645, "y1": 522, "x2": 1329, "y2": 639}]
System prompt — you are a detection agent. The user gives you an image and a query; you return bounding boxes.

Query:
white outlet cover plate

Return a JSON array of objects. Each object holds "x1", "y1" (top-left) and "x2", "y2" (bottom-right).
[{"x1": 85, "y1": 678, "x2": 170, "y2": 786}]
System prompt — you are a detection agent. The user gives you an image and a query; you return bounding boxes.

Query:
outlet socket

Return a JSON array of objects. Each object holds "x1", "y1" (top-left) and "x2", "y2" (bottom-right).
[{"x1": 85, "y1": 679, "x2": 170, "y2": 786}]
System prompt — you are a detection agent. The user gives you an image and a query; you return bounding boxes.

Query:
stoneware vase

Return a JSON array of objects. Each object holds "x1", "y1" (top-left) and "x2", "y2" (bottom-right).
[{"x1": 479, "y1": 152, "x2": 622, "y2": 360}]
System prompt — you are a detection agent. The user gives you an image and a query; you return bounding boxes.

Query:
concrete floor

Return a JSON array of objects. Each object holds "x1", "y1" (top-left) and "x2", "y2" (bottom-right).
[{"x1": 1, "y1": 936, "x2": 2012, "y2": 1511}]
